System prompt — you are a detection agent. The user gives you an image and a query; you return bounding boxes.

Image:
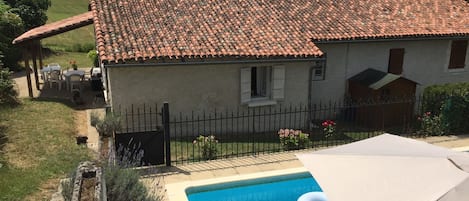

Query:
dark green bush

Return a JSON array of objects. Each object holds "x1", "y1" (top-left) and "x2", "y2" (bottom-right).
[
  {"x1": 422, "y1": 82, "x2": 469, "y2": 114},
  {"x1": 440, "y1": 95, "x2": 469, "y2": 133},
  {"x1": 423, "y1": 82, "x2": 469, "y2": 133},
  {"x1": 0, "y1": 68, "x2": 18, "y2": 105}
]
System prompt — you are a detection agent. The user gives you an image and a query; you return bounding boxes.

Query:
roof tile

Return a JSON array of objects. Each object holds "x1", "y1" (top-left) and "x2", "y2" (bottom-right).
[{"x1": 90, "y1": 0, "x2": 469, "y2": 63}]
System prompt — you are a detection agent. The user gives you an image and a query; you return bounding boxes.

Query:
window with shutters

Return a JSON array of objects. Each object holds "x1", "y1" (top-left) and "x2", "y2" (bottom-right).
[
  {"x1": 251, "y1": 67, "x2": 270, "y2": 98},
  {"x1": 388, "y1": 48, "x2": 404, "y2": 74},
  {"x1": 448, "y1": 40, "x2": 468, "y2": 69},
  {"x1": 240, "y1": 65, "x2": 285, "y2": 106}
]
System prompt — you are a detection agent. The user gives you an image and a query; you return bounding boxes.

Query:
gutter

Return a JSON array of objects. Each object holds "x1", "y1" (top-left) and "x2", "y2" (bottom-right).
[
  {"x1": 103, "y1": 57, "x2": 326, "y2": 68},
  {"x1": 313, "y1": 36, "x2": 469, "y2": 44}
]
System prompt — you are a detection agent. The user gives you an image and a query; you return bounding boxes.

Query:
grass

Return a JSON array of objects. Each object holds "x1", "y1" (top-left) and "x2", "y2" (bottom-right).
[
  {"x1": 169, "y1": 130, "x2": 385, "y2": 164},
  {"x1": 42, "y1": 0, "x2": 95, "y2": 52},
  {"x1": 41, "y1": 51, "x2": 94, "y2": 69},
  {"x1": 0, "y1": 99, "x2": 91, "y2": 200}
]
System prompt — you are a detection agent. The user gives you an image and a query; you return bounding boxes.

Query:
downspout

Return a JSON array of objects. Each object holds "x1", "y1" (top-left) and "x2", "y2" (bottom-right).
[
  {"x1": 344, "y1": 43, "x2": 350, "y2": 99},
  {"x1": 308, "y1": 53, "x2": 327, "y2": 130},
  {"x1": 308, "y1": 64, "x2": 313, "y2": 130}
]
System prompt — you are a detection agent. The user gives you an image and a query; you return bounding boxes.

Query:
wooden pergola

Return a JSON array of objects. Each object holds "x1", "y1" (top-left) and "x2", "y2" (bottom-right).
[{"x1": 12, "y1": 12, "x2": 94, "y2": 97}]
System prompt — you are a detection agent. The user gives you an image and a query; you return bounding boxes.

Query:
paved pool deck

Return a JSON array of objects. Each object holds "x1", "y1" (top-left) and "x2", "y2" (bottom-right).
[{"x1": 142, "y1": 134, "x2": 469, "y2": 201}]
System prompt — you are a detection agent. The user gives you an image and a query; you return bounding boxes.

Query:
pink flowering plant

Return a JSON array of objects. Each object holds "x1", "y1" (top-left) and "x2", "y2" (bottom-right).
[
  {"x1": 322, "y1": 120, "x2": 336, "y2": 139},
  {"x1": 193, "y1": 135, "x2": 218, "y2": 160},
  {"x1": 278, "y1": 129, "x2": 311, "y2": 150},
  {"x1": 417, "y1": 112, "x2": 446, "y2": 136}
]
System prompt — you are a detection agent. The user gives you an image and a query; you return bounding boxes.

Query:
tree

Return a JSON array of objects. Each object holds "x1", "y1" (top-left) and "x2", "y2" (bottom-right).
[
  {"x1": 6, "y1": 0, "x2": 51, "y2": 29},
  {"x1": 0, "y1": 1, "x2": 23, "y2": 70}
]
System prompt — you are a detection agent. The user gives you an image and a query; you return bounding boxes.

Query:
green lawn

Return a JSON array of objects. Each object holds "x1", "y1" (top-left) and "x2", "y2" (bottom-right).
[
  {"x1": 41, "y1": 51, "x2": 93, "y2": 69},
  {"x1": 169, "y1": 130, "x2": 384, "y2": 164},
  {"x1": 42, "y1": 0, "x2": 95, "y2": 52},
  {"x1": 0, "y1": 100, "x2": 91, "y2": 200}
]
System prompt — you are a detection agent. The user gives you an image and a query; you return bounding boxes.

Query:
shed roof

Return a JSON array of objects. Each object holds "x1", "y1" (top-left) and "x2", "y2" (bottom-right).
[
  {"x1": 90, "y1": 0, "x2": 469, "y2": 63},
  {"x1": 12, "y1": 12, "x2": 94, "y2": 45},
  {"x1": 349, "y1": 68, "x2": 417, "y2": 90}
]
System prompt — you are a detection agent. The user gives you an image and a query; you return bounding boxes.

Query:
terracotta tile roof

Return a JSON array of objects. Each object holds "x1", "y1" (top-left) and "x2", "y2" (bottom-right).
[
  {"x1": 90, "y1": 0, "x2": 469, "y2": 63},
  {"x1": 13, "y1": 12, "x2": 93, "y2": 44},
  {"x1": 309, "y1": 0, "x2": 469, "y2": 42}
]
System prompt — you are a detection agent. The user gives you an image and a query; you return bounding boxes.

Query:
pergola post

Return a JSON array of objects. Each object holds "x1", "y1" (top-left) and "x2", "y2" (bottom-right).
[
  {"x1": 31, "y1": 42, "x2": 40, "y2": 90},
  {"x1": 23, "y1": 49, "x2": 33, "y2": 98},
  {"x1": 38, "y1": 40, "x2": 43, "y2": 70}
]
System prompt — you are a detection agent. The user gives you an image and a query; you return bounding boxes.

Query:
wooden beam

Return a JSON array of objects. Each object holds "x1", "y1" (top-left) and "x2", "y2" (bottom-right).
[
  {"x1": 23, "y1": 50, "x2": 33, "y2": 98},
  {"x1": 38, "y1": 40, "x2": 43, "y2": 70},
  {"x1": 32, "y1": 43, "x2": 40, "y2": 90}
]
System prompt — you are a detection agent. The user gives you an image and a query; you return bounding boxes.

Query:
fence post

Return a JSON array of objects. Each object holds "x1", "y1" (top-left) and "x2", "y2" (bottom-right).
[{"x1": 163, "y1": 102, "x2": 171, "y2": 166}]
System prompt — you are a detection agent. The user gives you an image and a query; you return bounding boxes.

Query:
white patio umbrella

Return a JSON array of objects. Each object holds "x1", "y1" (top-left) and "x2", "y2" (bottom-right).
[{"x1": 296, "y1": 134, "x2": 469, "y2": 201}]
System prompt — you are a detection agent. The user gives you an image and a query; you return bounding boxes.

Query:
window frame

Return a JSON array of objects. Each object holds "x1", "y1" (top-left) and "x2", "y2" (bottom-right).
[
  {"x1": 240, "y1": 65, "x2": 285, "y2": 106},
  {"x1": 448, "y1": 40, "x2": 468, "y2": 70},
  {"x1": 388, "y1": 48, "x2": 405, "y2": 75},
  {"x1": 250, "y1": 66, "x2": 271, "y2": 100}
]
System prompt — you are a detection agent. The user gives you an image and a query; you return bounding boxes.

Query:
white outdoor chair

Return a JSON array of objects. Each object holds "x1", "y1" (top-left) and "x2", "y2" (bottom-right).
[
  {"x1": 69, "y1": 74, "x2": 83, "y2": 92},
  {"x1": 49, "y1": 70, "x2": 63, "y2": 90}
]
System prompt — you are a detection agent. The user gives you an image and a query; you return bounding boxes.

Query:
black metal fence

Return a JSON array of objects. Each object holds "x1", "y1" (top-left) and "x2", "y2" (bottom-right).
[{"x1": 114, "y1": 95, "x2": 442, "y2": 165}]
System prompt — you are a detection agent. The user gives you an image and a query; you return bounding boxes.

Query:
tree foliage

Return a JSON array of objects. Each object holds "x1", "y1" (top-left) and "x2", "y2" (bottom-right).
[
  {"x1": 6, "y1": 0, "x2": 51, "y2": 30},
  {"x1": 0, "y1": 0, "x2": 51, "y2": 71},
  {"x1": 0, "y1": 67, "x2": 19, "y2": 105},
  {"x1": 0, "y1": 1, "x2": 23, "y2": 71}
]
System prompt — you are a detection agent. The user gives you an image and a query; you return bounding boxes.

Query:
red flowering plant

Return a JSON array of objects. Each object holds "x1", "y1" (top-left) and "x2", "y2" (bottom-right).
[
  {"x1": 278, "y1": 129, "x2": 311, "y2": 150},
  {"x1": 69, "y1": 60, "x2": 77, "y2": 70},
  {"x1": 417, "y1": 112, "x2": 446, "y2": 136},
  {"x1": 322, "y1": 120, "x2": 336, "y2": 139}
]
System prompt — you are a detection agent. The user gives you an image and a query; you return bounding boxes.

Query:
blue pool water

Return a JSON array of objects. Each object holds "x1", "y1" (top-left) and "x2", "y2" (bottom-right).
[{"x1": 186, "y1": 172, "x2": 322, "y2": 201}]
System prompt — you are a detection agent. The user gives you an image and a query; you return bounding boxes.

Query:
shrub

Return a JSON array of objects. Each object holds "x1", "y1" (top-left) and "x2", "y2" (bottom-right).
[
  {"x1": 92, "y1": 112, "x2": 122, "y2": 137},
  {"x1": 61, "y1": 172, "x2": 76, "y2": 201},
  {"x1": 278, "y1": 129, "x2": 311, "y2": 150},
  {"x1": 322, "y1": 120, "x2": 336, "y2": 139},
  {"x1": 422, "y1": 82, "x2": 469, "y2": 114},
  {"x1": 0, "y1": 68, "x2": 18, "y2": 105},
  {"x1": 193, "y1": 135, "x2": 218, "y2": 160},
  {"x1": 440, "y1": 95, "x2": 469, "y2": 133},
  {"x1": 105, "y1": 166, "x2": 158, "y2": 201},
  {"x1": 87, "y1": 50, "x2": 99, "y2": 67},
  {"x1": 90, "y1": 111, "x2": 100, "y2": 127},
  {"x1": 105, "y1": 144, "x2": 162, "y2": 201},
  {"x1": 417, "y1": 112, "x2": 447, "y2": 136}
]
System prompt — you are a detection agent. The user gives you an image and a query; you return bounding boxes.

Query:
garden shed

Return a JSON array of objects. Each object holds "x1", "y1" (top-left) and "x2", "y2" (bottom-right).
[{"x1": 348, "y1": 68, "x2": 418, "y2": 128}]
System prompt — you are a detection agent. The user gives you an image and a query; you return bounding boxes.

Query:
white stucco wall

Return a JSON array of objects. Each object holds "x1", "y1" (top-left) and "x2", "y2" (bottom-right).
[
  {"x1": 107, "y1": 61, "x2": 313, "y2": 114},
  {"x1": 312, "y1": 39, "x2": 469, "y2": 104}
]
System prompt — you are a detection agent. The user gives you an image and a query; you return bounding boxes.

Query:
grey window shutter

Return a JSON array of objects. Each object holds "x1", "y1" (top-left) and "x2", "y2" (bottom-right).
[
  {"x1": 240, "y1": 67, "x2": 251, "y2": 103},
  {"x1": 272, "y1": 65, "x2": 285, "y2": 100}
]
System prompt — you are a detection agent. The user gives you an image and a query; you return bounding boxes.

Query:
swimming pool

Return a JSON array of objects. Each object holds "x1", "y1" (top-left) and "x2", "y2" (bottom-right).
[{"x1": 186, "y1": 172, "x2": 322, "y2": 201}]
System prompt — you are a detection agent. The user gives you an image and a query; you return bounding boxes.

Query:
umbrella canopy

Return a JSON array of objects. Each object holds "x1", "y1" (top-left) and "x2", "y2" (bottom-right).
[{"x1": 296, "y1": 134, "x2": 469, "y2": 201}]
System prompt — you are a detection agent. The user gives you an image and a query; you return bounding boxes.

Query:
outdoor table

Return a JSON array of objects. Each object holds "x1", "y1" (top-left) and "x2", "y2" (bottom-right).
[
  {"x1": 64, "y1": 70, "x2": 85, "y2": 91},
  {"x1": 40, "y1": 65, "x2": 61, "y2": 81}
]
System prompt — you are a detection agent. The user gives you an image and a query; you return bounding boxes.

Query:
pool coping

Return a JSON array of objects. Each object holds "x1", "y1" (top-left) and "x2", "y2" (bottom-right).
[
  {"x1": 453, "y1": 146, "x2": 469, "y2": 152},
  {"x1": 165, "y1": 167, "x2": 308, "y2": 201}
]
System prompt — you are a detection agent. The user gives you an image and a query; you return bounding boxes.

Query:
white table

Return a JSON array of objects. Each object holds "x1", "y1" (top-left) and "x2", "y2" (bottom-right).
[
  {"x1": 64, "y1": 70, "x2": 85, "y2": 78},
  {"x1": 64, "y1": 70, "x2": 86, "y2": 91},
  {"x1": 40, "y1": 65, "x2": 62, "y2": 81},
  {"x1": 40, "y1": 65, "x2": 61, "y2": 73}
]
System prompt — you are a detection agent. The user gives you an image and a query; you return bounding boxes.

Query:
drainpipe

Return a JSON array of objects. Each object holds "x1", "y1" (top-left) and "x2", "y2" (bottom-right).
[
  {"x1": 308, "y1": 53, "x2": 327, "y2": 130},
  {"x1": 344, "y1": 43, "x2": 350, "y2": 99},
  {"x1": 308, "y1": 65, "x2": 313, "y2": 129}
]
